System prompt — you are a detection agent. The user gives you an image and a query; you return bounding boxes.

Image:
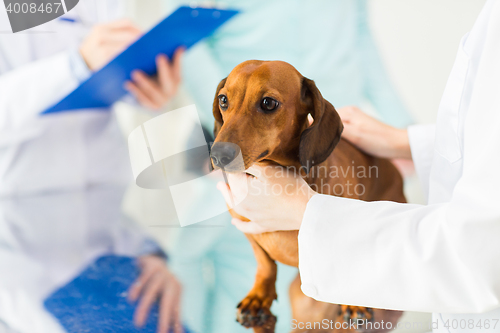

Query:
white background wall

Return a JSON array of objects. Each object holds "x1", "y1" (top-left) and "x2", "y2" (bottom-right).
[
  {"x1": 123, "y1": 2, "x2": 487, "y2": 332},
  {"x1": 370, "y1": 0, "x2": 486, "y2": 124}
]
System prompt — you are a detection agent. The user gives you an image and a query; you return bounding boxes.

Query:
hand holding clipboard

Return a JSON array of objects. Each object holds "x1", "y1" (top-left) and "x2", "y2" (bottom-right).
[{"x1": 42, "y1": 6, "x2": 238, "y2": 114}]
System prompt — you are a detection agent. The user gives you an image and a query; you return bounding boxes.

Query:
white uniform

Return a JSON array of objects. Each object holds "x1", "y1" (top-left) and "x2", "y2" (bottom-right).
[
  {"x1": 0, "y1": 0, "x2": 131, "y2": 196},
  {"x1": 298, "y1": 1, "x2": 500, "y2": 332},
  {"x1": 0, "y1": 186, "x2": 158, "y2": 333}
]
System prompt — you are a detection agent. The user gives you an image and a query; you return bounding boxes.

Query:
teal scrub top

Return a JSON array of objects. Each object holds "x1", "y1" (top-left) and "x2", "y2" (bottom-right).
[{"x1": 165, "y1": 0, "x2": 413, "y2": 131}]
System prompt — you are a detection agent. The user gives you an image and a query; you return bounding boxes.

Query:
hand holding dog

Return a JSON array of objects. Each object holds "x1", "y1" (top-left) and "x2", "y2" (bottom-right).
[
  {"x1": 217, "y1": 165, "x2": 317, "y2": 234},
  {"x1": 337, "y1": 106, "x2": 412, "y2": 160}
]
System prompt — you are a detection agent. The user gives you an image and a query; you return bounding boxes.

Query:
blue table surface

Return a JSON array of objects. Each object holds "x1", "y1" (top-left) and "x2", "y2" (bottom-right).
[{"x1": 44, "y1": 255, "x2": 191, "y2": 333}]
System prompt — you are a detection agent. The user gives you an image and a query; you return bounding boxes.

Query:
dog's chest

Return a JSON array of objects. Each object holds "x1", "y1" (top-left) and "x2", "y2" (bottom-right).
[{"x1": 252, "y1": 231, "x2": 299, "y2": 267}]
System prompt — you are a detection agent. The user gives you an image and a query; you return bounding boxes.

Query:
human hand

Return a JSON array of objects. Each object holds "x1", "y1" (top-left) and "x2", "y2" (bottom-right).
[
  {"x1": 124, "y1": 48, "x2": 184, "y2": 110},
  {"x1": 80, "y1": 19, "x2": 142, "y2": 71},
  {"x1": 128, "y1": 255, "x2": 183, "y2": 333},
  {"x1": 337, "y1": 106, "x2": 412, "y2": 160},
  {"x1": 216, "y1": 165, "x2": 317, "y2": 234}
]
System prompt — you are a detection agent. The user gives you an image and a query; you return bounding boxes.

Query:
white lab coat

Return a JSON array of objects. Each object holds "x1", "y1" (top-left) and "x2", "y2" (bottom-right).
[
  {"x1": 0, "y1": 0, "x2": 132, "y2": 196},
  {"x1": 0, "y1": 186, "x2": 158, "y2": 333},
  {"x1": 298, "y1": 1, "x2": 500, "y2": 332}
]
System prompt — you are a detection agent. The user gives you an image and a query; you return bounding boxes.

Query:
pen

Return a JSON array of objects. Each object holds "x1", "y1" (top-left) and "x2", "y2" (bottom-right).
[{"x1": 59, "y1": 17, "x2": 78, "y2": 23}]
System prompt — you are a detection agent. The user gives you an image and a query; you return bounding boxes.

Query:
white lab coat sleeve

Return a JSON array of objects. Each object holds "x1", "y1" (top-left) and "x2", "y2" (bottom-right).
[
  {"x1": 408, "y1": 123, "x2": 436, "y2": 199},
  {"x1": 0, "y1": 49, "x2": 89, "y2": 146},
  {"x1": 298, "y1": 7, "x2": 500, "y2": 314}
]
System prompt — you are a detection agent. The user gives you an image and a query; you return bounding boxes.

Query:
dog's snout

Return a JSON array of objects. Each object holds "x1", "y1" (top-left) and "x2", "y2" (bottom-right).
[{"x1": 210, "y1": 142, "x2": 240, "y2": 169}]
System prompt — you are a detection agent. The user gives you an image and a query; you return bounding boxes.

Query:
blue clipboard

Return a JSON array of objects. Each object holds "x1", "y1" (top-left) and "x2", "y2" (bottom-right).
[
  {"x1": 42, "y1": 7, "x2": 238, "y2": 114},
  {"x1": 44, "y1": 255, "x2": 192, "y2": 333}
]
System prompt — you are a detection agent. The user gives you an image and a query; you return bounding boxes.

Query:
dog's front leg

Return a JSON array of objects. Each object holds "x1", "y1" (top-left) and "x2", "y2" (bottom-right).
[{"x1": 237, "y1": 234, "x2": 278, "y2": 333}]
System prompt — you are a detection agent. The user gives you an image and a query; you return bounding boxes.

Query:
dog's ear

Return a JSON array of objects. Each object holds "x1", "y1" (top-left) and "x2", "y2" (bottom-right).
[
  {"x1": 213, "y1": 77, "x2": 227, "y2": 139},
  {"x1": 299, "y1": 78, "x2": 343, "y2": 173}
]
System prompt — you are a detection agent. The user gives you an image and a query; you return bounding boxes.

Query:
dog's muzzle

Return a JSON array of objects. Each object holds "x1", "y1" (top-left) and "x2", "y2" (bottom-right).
[{"x1": 210, "y1": 142, "x2": 244, "y2": 171}]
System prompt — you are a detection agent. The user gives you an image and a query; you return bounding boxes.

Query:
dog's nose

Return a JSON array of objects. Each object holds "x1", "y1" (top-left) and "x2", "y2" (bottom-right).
[{"x1": 210, "y1": 142, "x2": 239, "y2": 169}]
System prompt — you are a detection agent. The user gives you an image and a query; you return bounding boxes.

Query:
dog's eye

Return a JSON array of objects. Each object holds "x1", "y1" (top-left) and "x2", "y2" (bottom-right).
[
  {"x1": 218, "y1": 94, "x2": 228, "y2": 110},
  {"x1": 260, "y1": 97, "x2": 279, "y2": 113}
]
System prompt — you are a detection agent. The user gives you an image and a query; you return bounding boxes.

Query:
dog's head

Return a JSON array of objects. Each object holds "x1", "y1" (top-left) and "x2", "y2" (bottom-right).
[{"x1": 211, "y1": 60, "x2": 343, "y2": 173}]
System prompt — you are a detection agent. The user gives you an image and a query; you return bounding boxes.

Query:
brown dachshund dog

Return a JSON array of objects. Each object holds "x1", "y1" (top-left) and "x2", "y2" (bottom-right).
[{"x1": 210, "y1": 60, "x2": 405, "y2": 333}]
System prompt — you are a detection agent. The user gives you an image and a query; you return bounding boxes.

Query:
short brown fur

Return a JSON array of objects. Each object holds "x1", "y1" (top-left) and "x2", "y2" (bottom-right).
[{"x1": 213, "y1": 61, "x2": 405, "y2": 333}]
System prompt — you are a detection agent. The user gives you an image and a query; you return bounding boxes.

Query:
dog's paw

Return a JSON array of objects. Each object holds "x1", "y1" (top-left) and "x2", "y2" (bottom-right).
[
  {"x1": 236, "y1": 294, "x2": 277, "y2": 331},
  {"x1": 340, "y1": 305, "x2": 374, "y2": 322}
]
